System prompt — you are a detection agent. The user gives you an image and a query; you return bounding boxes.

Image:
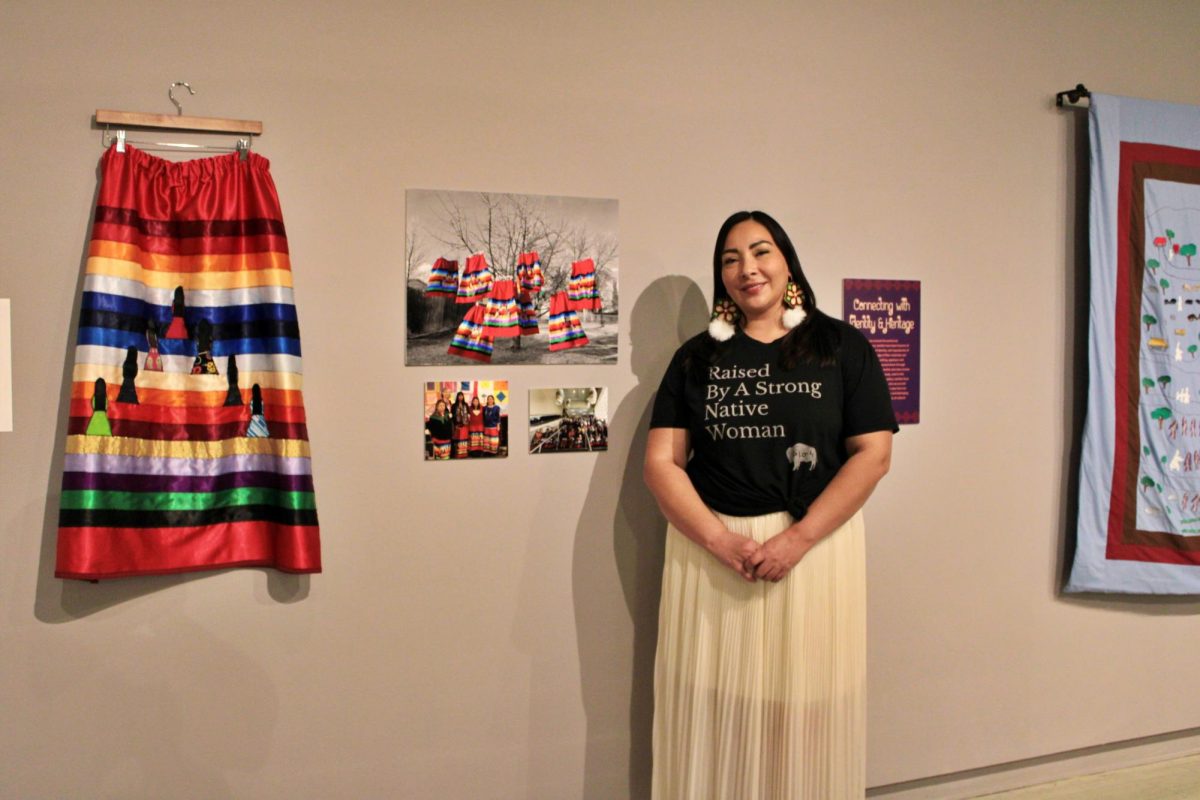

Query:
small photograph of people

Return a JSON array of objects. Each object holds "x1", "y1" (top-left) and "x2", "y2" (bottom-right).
[
  {"x1": 528, "y1": 386, "x2": 609, "y2": 454},
  {"x1": 424, "y1": 380, "x2": 509, "y2": 460}
]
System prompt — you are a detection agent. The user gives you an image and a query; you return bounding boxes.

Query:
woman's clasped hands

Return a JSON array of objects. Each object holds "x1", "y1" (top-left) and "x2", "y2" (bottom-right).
[{"x1": 706, "y1": 527, "x2": 818, "y2": 583}]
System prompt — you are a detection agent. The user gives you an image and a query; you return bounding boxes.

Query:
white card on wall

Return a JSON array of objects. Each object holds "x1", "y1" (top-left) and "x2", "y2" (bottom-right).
[{"x1": 0, "y1": 299, "x2": 11, "y2": 432}]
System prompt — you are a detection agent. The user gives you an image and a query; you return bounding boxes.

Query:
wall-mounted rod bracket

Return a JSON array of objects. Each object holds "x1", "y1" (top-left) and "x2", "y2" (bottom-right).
[{"x1": 1056, "y1": 83, "x2": 1091, "y2": 108}]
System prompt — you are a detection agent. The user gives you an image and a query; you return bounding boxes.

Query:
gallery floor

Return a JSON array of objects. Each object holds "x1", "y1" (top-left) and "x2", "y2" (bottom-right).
[{"x1": 973, "y1": 753, "x2": 1200, "y2": 799}]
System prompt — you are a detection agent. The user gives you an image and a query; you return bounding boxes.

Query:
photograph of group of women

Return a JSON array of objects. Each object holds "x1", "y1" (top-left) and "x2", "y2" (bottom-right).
[
  {"x1": 528, "y1": 387, "x2": 609, "y2": 454},
  {"x1": 423, "y1": 380, "x2": 509, "y2": 460}
]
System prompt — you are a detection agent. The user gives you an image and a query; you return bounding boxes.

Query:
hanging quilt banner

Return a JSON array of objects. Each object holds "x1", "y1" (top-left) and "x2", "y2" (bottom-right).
[
  {"x1": 56, "y1": 145, "x2": 321, "y2": 580},
  {"x1": 1069, "y1": 93, "x2": 1200, "y2": 593}
]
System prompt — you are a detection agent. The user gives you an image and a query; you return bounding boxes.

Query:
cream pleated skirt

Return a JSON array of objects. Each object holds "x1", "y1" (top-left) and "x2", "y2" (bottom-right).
[{"x1": 652, "y1": 509, "x2": 866, "y2": 800}]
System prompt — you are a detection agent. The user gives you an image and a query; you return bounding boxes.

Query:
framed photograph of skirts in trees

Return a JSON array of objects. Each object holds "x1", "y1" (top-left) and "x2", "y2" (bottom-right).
[
  {"x1": 424, "y1": 380, "x2": 509, "y2": 461},
  {"x1": 405, "y1": 188, "x2": 618, "y2": 366}
]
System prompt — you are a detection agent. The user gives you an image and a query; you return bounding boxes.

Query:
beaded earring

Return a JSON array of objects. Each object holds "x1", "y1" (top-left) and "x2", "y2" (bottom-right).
[
  {"x1": 782, "y1": 280, "x2": 807, "y2": 329},
  {"x1": 707, "y1": 298, "x2": 740, "y2": 341}
]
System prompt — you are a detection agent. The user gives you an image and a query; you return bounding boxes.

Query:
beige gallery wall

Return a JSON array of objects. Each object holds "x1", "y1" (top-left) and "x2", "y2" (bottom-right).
[{"x1": 4, "y1": 1, "x2": 1200, "y2": 797}]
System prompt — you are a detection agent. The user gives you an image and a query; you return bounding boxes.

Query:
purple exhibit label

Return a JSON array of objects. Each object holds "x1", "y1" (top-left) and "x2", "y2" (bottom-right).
[{"x1": 843, "y1": 279, "x2": 920, "y2": 425}]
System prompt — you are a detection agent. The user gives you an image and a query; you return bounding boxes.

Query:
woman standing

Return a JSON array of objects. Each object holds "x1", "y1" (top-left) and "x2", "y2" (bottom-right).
[
  {"x1": 452, "y1": 392, "x2": 471, "y2": 459},
  {"x1": 426, "y1": 400, "x2": 453, "y2": 460},
  {"x1": 482, "y1": 395, "x2": 502, "y2": 456},
  {"x1": 467, "y1": 396, "x2": 485, "y2": 456},
  {"x1": 644, "y1": 211, "x2": 896, "y2": 798}
]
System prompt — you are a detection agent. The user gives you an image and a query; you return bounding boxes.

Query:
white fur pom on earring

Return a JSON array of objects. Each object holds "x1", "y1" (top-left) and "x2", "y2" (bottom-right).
[
  {"x1": 708, "y1": 316, "x2": 737, "y2": 341},
  {"x1": 708, "y1": 298, "x2": 740, "y2": 341},
  {"x1": 782, "y1": 280, "x2": 807, "y2": 329},
  {"x1": 782, "y1": 305, "x2": 807, "y2": 329}
]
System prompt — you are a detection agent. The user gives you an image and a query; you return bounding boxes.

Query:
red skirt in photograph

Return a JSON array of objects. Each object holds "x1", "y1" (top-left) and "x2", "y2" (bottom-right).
[
  {"x1": 548, "y1": 291, "x2": 589, "y2": 351},
  {"x1": 567, "y1": 258, "x2": 602, "y2": 312},
  {"x1": 426, "y1": 257, "x2": 459, "y2": 297},
  {"x1": 453, "y1": 425, "x2": 470, "y2": 458},
  {"x1": 483, "y1": 427, "x2": 500, "y2": 455},
  {"x1": 482, "y1": 279, "x2": 520, "y2": 338},
  {"x1": 517, "y1": 251, "x2": 544, "y2": 294},
  {"x1": 448, "y1": 304, "x2": 494, "y2": 363},
  {"x1": 456, "y1": 253, "x2": 493, "y2": 304}
]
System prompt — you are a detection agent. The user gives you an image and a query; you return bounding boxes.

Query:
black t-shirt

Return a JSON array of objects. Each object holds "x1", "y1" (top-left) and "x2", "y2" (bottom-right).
[
  {"x1": 649, "y1": 321, "x2": 897, "y2": 519},
  {"x1": 427, "y1": 414, "x2": 453, "y2": 440}
]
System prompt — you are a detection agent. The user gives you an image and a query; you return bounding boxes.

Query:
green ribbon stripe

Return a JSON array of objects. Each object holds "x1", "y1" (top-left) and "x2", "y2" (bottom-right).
[{"x1": 61, "y1": 488, "x2": 317, "y2": 512}]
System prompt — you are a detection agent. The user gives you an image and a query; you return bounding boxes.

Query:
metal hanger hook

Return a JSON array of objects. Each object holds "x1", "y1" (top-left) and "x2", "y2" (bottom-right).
[{"x1": 169, "y1": 81, "x2": 195, "y2": 116}]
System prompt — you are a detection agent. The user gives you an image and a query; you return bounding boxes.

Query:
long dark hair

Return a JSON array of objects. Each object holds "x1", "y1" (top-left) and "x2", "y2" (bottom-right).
[{"x1": 695, "y1": 210, "x2": 840, "y2": 369}]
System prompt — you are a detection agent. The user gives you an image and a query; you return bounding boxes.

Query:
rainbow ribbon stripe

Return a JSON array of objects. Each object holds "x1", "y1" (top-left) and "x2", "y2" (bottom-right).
[
  {"x1": 455, "y1": 253, "x2": 493, "y2": 303},
  {"x1": 548, "y1": 291, "x2": 589, "y2": 352},
  {"x1": 482, "y1": 279, "x2": 520, "y2": 338},
  {"x1": 517, "y1": 251, "x2": 544, "y2": 293},
  {"x1": 448, "y1": 304, "x2": 494, "y2": 363},
  {"x1": 426, "y1": 257, "x2": 459, "y2": 297},
  {"x1": 567, "y1": 258, "x2": 601, "y2": 311}
]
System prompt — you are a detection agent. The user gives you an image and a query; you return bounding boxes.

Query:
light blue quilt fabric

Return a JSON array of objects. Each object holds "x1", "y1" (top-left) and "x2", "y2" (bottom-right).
[{"x1": 1069, "y1": 93, "x2": 1200, "y2": 593}]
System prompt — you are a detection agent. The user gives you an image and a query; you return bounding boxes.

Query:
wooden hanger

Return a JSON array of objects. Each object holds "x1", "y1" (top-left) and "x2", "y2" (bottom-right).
[{"x1": 96, "y1": 82, "x2": 262, "y2": 158}]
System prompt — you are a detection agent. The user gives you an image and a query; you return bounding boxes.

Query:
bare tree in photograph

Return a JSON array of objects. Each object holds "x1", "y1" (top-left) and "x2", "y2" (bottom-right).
[
  {"x1": 434, "y1": 193, "x2": 554, "y2": 282},
  {"x1": 405, "y1": 225, "x2": 462, "y2": 336},
  {"x1": 562, "y1": 223, "x2": 619, "y2": 316},
  {"x1": 405, "y1": 227, "x2": 428, "y2": 281}
]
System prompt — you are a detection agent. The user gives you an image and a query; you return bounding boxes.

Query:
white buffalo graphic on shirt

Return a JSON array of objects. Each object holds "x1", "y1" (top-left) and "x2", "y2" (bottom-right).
[{"x1": 785, "y1": 442, "x2": 817, "y2": 472}]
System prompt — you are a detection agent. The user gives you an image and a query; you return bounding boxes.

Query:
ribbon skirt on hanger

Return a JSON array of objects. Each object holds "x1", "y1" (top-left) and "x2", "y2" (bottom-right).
[{"x1": 56, "y1": 144, "x2": 321, "y2": 579}]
